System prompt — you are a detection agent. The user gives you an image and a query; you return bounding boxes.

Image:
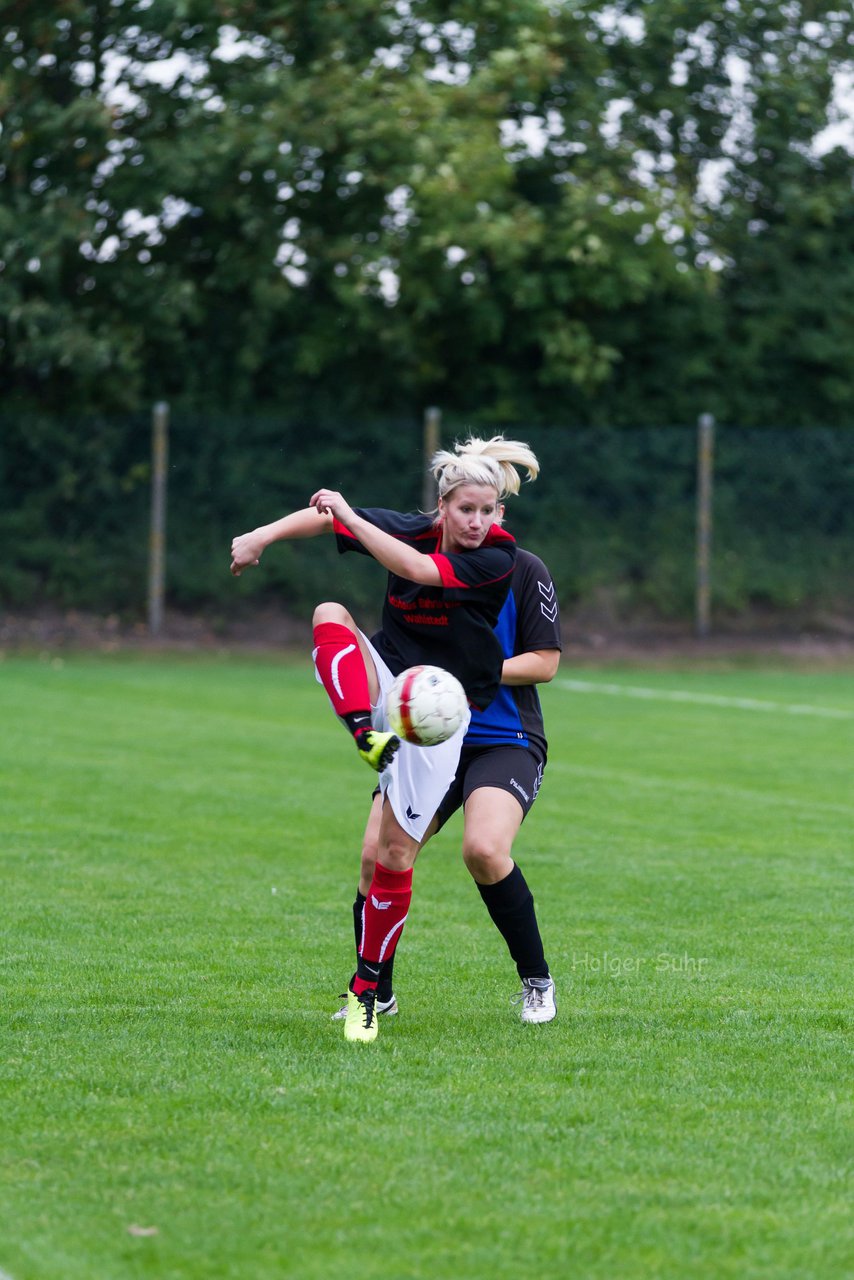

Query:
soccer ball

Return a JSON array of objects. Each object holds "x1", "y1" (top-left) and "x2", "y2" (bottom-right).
[{"x1": 386, "y1": 665, "x2": 468, "y2": 747}]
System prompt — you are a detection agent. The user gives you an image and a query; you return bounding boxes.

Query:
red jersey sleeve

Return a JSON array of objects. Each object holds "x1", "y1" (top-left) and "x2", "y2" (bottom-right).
[{"x1": 428, "y1": 525, "x2": 516, "y2": 596}]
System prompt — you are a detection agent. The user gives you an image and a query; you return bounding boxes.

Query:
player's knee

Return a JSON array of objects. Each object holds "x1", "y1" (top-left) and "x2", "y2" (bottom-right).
[
  {"x1": 360, "y1": 839, "x2": 378, "y2": 882},
  {"x1": 378, "y1": 833, "x2": 416, "y2": 872},
  {"x1": 312, "y1": 601, "x2": 350, "y2": 627},
  {"x1": 462, "y1": 837, "x2": 507, "y2": 880}
]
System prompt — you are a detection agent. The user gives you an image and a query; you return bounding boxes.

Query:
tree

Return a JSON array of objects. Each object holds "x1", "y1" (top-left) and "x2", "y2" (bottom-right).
[
  {"x1": 1, "y1": 1, "x2": 851, "y2": 421},
  {"x1": 1, "y1": 1, "x2": 698, "y2": 417},
  {"x1": 595, "y1": 0, "x2": 853, "y2": 424}
]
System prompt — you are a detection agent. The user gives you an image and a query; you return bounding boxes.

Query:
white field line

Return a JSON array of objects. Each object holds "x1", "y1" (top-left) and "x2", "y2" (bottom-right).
[
  {"x1": 555, "y1": 679, "x2": 854, "y2": 721},
  {"x1": 549, "y1": 760, "x2": 854, "y2": 818}
]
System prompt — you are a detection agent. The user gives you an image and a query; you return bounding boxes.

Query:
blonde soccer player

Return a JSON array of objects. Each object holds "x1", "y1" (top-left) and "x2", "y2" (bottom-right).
[{"x1": 230, "y1": 436, "x2": 539, "y2": 1042}]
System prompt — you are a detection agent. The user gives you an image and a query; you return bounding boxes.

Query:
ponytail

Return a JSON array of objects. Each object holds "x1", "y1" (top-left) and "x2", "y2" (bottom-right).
[{"x1": 430, "y1": 434, "x2": 539, "y2": 502}]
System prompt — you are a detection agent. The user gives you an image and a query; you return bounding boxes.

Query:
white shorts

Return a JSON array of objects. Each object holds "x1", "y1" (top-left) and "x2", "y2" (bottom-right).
[{"x1": 315, "y1": 632, "x2": 470, "y2": 842}]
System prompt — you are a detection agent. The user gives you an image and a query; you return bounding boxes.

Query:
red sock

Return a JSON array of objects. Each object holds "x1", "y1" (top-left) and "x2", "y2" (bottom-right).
[
  {"x1": 312, "y1": 622, "x2": 371, "y2": 719},
  {"x1": 353, "y1": 862, "x2": 413, "y2": 995}
]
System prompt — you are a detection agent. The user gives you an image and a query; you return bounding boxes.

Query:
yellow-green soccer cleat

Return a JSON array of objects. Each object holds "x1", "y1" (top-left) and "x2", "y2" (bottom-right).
[
  {"x1": 356, "y1": 730, "x2": 400, "y2": 773},
  {"x1": 343, "y1": 989, "x2": 379, "y2": 1043},
  {"x1": 332, "y1": 992, "x2": 398, "y2": 1020}
]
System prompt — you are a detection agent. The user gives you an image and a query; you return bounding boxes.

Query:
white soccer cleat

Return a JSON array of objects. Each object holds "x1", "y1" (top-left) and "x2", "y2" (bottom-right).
[{"x1": 513, "y1": 975, "x2": 557, "y2": 1024}]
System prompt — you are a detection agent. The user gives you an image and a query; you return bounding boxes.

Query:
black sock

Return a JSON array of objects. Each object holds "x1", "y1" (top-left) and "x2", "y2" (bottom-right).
[
  {"x1": 477, "y1": 863, "x2": 548, "y2": 981},
  {"x1": 352, "y1": 891, "x2": 365, "y2": 955},
  {"x1": 344, "y1": 712, "x2": 373, "y2": 740},
  {"x1": 376, "y1": 950, "x2": 396, "y2": 1004},
  {"x1": 353, "y1": 888, "x2": 396, "y2": 1002}
]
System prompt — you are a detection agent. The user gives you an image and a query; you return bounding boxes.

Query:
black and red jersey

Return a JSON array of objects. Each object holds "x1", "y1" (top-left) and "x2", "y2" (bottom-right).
[{"x1": 333, "y1": 508, "x2": 516, "y2": 709}]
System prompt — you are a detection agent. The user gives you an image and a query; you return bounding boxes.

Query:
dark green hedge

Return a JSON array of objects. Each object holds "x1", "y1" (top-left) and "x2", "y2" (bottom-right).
[{"x1": 2, "y1": 413, "x2": 852, "y2": 624}]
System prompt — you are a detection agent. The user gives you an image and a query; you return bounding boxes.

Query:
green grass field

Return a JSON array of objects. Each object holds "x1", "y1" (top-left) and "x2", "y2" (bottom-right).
[{"x1": 1, "y1": 653, "x2": 852, "y2": 1280}]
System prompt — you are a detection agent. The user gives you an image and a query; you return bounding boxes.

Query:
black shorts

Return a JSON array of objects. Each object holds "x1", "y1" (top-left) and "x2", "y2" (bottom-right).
[{"x1": 435, "y1": 744, "x2": 546, "y2": 832}]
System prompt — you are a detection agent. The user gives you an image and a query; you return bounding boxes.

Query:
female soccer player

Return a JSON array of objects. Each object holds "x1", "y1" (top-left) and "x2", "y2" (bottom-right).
[
  {"x1": 230, "y1": 436, "x2": 539, "y2": 1043},
  {"x1": 333, "y1": 543, "x2": 561, "y2": 1026}
]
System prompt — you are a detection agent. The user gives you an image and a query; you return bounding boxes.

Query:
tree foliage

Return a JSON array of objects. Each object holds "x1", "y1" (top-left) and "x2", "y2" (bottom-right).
[
  {"x1": 1, "y1": 0, "x2": 851, "y2": 422},
  {"x1": 1, "y1": 2, "x2": 853, "y2": 621}
]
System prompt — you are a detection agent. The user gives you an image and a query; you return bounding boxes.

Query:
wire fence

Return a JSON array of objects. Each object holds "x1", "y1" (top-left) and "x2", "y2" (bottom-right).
[{"x1": 2, "y1": 409, "x2": 852, "y2": 634}]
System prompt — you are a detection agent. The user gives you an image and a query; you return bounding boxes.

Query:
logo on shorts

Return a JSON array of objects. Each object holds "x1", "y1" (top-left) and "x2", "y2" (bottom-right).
[
  {"x1": 406, "y1": 805, "x2": 421, "y2": 821},
  {"x1": 510, "y1": 778, "x2": 530, "y2": 803}
]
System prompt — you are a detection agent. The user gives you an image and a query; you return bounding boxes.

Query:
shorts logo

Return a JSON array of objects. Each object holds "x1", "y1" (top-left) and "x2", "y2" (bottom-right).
[
  {"x1": 532, "y1": 762, "x2": 544, "y2": 799},
  {"x1": 510, "y1": 778, "x2": 530, "y2": 803},
  {"x1": 405, "y1": 805, "x2": 421, "y2": 821}
]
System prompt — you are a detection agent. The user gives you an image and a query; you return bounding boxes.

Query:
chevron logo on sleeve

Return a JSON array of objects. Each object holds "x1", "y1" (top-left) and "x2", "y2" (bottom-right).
[{"x1": 538, "y1": 579, "x2": 557, "y2": 620}]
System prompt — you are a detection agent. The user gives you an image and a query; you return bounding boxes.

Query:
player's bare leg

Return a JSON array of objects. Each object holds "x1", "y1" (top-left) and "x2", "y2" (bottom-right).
[{"x1": 460, "y1": 788, "x2": 523, "y2": 885}]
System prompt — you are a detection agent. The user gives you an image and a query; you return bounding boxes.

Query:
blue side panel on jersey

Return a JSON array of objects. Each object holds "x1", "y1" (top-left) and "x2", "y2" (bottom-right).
[{"x1": 465, "y1": 590, "x2": 528, "y2": 746}]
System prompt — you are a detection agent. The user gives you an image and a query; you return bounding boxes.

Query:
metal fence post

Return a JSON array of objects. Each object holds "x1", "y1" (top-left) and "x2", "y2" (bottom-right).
[
  {"x1": 422, "y1": 406, "x2": 441, "y2": 512},
  {"x1": 696, "y1": 413, "x2": 715, "y2": 638},
  {"x1": 148, "y1": 400, "x2": 170, "y2": 636}
]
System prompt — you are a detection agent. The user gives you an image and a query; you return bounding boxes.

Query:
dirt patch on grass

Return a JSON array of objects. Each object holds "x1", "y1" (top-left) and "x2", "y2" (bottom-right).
[{"x1": 3, "y1": 605, "x2": 854, "y2": 669}]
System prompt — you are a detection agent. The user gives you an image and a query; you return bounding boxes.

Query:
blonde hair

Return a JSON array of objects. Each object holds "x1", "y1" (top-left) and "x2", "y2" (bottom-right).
[{"x1": 430, "y1": 435, "x2": 539, "y2": 503}]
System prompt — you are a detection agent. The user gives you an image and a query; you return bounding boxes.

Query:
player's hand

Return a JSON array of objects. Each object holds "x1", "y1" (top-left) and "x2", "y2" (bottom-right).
[
  {"x1": 310, "y1": 488, "x2": 355, "y2": 525},
  {"x1": 230, "y1": 531, "x2": 264, "y2": 576}
]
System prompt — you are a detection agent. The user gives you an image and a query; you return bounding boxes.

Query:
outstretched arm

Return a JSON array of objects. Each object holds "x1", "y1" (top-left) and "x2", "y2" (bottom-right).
[
  {"x1": 230, "y1": 507, "x2": 333, "y2": 576},
  {"x1": 310, "y1": 489, "x2": 442, "y2": 586}
]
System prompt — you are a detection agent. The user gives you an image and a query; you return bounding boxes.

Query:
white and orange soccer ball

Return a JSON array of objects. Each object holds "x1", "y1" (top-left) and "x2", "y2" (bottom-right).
[{"x1": 385, "y1": 665, "x2": 468, "y2": 746}]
